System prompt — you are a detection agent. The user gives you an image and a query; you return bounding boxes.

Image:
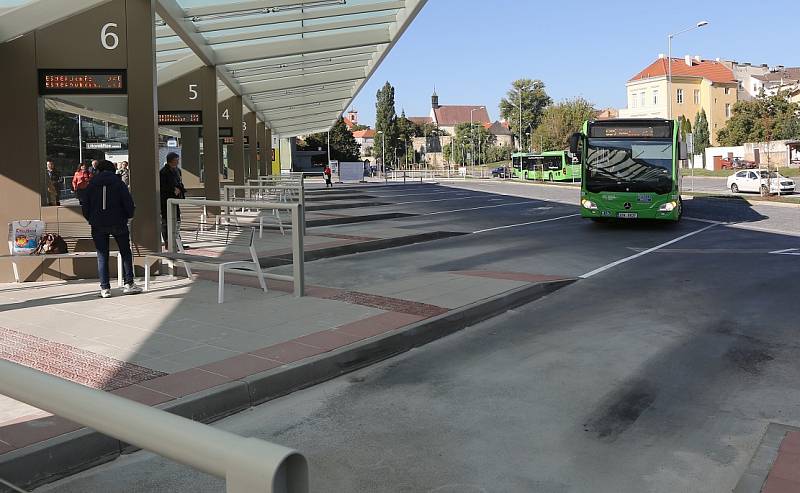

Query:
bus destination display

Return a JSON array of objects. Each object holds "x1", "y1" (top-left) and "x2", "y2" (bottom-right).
[
  {"x1": 158, "y1": 111, "x2": 202, "y2": 126},
  {"x1": 40, "y1": 70, "x2": 126, "y2": 95},
  {"x1": 590, "y1": 123, "x2": 671, "y2": 139}
]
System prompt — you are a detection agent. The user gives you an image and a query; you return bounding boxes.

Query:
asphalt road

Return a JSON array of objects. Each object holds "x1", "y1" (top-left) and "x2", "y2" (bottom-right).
[{"x1": 40, "y1": 181, "x2": 800, "y2": 493}]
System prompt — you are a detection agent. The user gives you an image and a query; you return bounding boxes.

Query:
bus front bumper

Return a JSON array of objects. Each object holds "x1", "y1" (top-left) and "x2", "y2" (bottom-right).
[{"x1": 580, "y1": 197, "x2": 680, "y2": 221}]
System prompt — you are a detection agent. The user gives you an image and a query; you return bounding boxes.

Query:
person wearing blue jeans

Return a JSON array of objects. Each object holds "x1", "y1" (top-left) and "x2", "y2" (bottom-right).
[{"x1": 82, "y1": 160, "x2": 141, "y2": 298}]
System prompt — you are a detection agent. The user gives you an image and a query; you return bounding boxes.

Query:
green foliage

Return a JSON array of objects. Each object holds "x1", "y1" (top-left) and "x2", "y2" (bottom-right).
[
  {"x1": 297, "y1": 117, "x2": 361, "y2": 162},
  {"x1": 328, "y1": 117, "x2": 361, "y2": 162},
  {"x1": 374, "y1": 82, "x2": 400, "y2": 165},
  {"x1": 443, "y1": 122, "x2": 497, "y2": 164},
  {"x1": 677, "y1": 115, "x2": 692, "y2": 140},
  {"x1": 499, "y1": 79, "x2": 552, "y2": 150},
  {"x1": 717, "y1": 92, "x2": 800, "y2": 146},
  {"x1": 351, "y1": 124, "x2": 370, "y2": 132},
  {"x1": 531, "y1": 97, "x2": 596, "y2": 152},
  {"x1": 693, "y1": 109, "x2": 711, "y2": 158}
]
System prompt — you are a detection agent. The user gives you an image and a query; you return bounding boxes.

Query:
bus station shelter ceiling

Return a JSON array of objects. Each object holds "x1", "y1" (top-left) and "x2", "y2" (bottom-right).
[{"x1": 0, "y1": 0, "x2": 428, "y2": 137}]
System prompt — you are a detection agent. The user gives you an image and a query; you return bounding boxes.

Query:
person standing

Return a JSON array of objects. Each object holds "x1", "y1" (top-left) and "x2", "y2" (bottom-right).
[
  {"x1": 46, "y1": 160, "x2": 61, "y2": 206},
  {"x1": 81, "y1": 160, "x2": 140, "y2": 298},
  {"x1": 116, "y1": 161, "x2": 130, "y2": 188},
  {"x1": 71, "y1": 163, "x2": 92, "y2": 205},
  {"x1": 323, "y1": 164, "x2": 333, "y2": 188},
  {"x1": 89, "y1": 159, "x2": 99, "y2": 176},
  {"x1": 160, "y1": 152, "x2": 186, "y2": 248}
]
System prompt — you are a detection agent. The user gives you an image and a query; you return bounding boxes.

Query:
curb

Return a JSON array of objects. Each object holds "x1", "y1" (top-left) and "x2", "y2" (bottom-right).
[
  {"x1": 0, "y1": 279, "x2": 574, "y2": 491},
  {"x1": 682, "y1": 193, "x2": 800, "y2": 209}
]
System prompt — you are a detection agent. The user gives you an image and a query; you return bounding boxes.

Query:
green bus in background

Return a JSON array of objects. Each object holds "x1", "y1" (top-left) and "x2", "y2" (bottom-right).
[
  {"x1": 540, "y1": 150, "x2": 580, "y2": 182},
  {"x1": 511, "y1": 151, "x2": 580, "y2": 182},
  {"x1": 569, "y1": 118, "x2": 686, "y2": 222}
]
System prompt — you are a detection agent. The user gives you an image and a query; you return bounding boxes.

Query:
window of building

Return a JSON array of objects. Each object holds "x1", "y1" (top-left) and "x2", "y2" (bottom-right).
[
  {"x1": 639, "y1": 92, "x2": 646, "y2": 108},
  {"x1": 724, "y1": 87, "x2": 731, "y2": 95},
  {"x1": 725, "y1": 103, "x2": 732, "y2": 118},
  {"x1": 630, "y1": 93, "x2": 637, "y2": 108},
  {"x1": 753, "y1": 83, "x2": 758, "y2": 92},
  {"x1": 653, "y1": 90, "x2": 659, "y2": 106},
  {"x1": 677, "y1": 89, "x2": 684, "y2": 104},
  {"x1": 693, "y1": 89, "x2": 700, "y2": 104}
]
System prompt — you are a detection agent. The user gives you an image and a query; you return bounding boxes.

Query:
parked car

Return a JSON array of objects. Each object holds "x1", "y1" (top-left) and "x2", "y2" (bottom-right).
[
  {"x1": 721, "y1": 157, "x2": 757, "y2": 170},
  {"x1": 491, "y1": 166, "x2": 509, "y2": 178},
  {"x1": 727, "y1": 169, "x2": 795, "y2": 194}
]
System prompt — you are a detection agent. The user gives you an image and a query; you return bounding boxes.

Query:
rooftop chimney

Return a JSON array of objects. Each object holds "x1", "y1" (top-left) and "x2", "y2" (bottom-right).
[
  {"x1": 658, "y1": 53, "x2": 665, "y2": 59},
  {"x1": 694, "y1": 55, "x2": 701, "y2": 62},
  {"x1": 685, "y1": 55, "x2": 692, "y2": 67}
]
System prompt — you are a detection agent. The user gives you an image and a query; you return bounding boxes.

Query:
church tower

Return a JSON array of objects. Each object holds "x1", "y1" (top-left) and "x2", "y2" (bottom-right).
[{"x1": 431, "y1": 88, "x2": 440, "y2": 110}]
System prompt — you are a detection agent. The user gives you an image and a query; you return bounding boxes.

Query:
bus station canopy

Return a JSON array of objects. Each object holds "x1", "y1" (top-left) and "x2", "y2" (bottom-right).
[{"x1": 0, "y1": 0, "x2": 426, "y2": 137}]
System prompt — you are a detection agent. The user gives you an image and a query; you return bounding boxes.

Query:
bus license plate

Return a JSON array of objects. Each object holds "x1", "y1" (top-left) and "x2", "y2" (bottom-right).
[{"x1": 618, "y1": 212, "x2": 638, "y2": 219}]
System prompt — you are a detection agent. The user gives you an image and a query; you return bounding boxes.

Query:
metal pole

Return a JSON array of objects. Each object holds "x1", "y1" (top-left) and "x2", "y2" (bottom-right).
[
  {"x1": 292, "y1": 204, "x2": 305, "y2": 297},
  {"x1": 77, "y1": 114, "x2": 83, "y2": 165},
  {"x1": 0, "y1": 359, "x2": 308, "y2": 493},
  {"x1": 167, "y1": 199, "x2": 176, "y2": 253},
  {"x1": 668, "y1": 34, "x2": 673, "y2": 120}
]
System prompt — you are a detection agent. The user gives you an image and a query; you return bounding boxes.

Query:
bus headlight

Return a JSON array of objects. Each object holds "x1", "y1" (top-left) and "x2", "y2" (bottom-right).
[
  {"x1": 581, "y1": 199, "x2": 598, "y2": 210},
  {"x1": 659, "y1": 201, "x2": 678, "y2": 212}
]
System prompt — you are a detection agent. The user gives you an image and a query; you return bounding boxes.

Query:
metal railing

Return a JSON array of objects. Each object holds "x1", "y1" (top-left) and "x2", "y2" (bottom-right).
[
  {"x1": 167, "y1": 198, "x2": 305, "y2": 297},
  {"x1": 0, "y1": 359, "x2": 308, "y2": 493}
]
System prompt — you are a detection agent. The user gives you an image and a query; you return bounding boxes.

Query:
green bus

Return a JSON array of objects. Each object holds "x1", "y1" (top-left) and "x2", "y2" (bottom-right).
[
  {"x1": 510, "y1": 151, "x2": 580, "y2": 181},
  {"x1": 569, "y1": 118, "x2": 686, "y2": 222}
]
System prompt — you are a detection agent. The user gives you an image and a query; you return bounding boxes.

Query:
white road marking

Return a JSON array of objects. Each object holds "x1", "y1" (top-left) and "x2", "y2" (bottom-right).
[
  {"x1": 423, "y1": 201, "x2": 535, "y2": 215},
  {"x1": 770, "y1": 248, "x2": 800, "y2": 256},
  {"x1": 472, "y1": 214, "x2": 580, "y2": 234},
  {"x1": 579, "y1": 223, "x2": 720, "y2": 279}
]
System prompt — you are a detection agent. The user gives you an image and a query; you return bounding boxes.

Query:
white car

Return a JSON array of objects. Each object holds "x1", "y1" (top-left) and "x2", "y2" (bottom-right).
[{"x1": 727, "y1": 169, "x2": 795, "y2": 194}]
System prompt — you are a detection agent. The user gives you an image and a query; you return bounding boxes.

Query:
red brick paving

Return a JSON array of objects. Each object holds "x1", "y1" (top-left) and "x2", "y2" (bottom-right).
[
  {"x1": 138, "y1": 368, "x2": 232, "y2": 398},
  {"x1": 250, "y1": 340, "x2": 326, "y2": 364},
  {"x1": 110, "y1": 384, "x2": 174, "y2": 407},
  {"x1": 335, "y1": 312, "x2": 427, "y2": 340},
  {"x1": 455, "y1": 270, "x2": 571, "y2": 283},
  {"x1": 199, "y1": 354, "x2": 283, "y2": 380},
  {"x1": 325, "y1": 291, "x2": 449, "y2": 318},
  {"x1": 293, "y1": 330, "x2": 362, "y2": 351},
  {"x1": 762, "y1": 432, "x2": 800, "y2": 492},
  {"x1": 0, "y1": 416, "x2": 82, "y2": 449},
  {"x1": 0, "y1": 327, "x2": 166, "y2": 391}
]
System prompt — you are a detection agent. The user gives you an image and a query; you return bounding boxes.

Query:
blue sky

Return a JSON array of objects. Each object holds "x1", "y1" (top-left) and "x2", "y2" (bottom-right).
[{"x1": 351, "y1": 0, "x2": 799, "y2": 126}]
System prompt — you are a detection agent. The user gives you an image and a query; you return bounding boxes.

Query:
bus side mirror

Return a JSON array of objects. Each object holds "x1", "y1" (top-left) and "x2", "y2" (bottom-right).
[
  {"x1": 568, "y1": 133, "x2": 580, "y2": 155},
  {"x1": 679, "y1": 142, "x2": 688, "y2": 161}
]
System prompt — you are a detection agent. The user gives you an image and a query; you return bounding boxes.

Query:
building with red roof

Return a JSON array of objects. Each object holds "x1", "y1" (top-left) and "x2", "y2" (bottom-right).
[{"x1": 619, "y1": 55, "x2": 738, "y2": 144}]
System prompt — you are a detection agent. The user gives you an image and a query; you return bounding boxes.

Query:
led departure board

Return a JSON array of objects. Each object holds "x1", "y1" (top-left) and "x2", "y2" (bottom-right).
[
  {"x1": 243, "y1": 136, "x2": 250, "y2": 145},
  {"x1": 158, "y1": 111, "x2": 202, "y2": 126},
  {"x1": 219, "y1": 127, "x2": 233, "y2": 137},
  {"x1": 222, "y1": 136, "x2": 236, "y2": 144},
  {"x1": 590, "y1": 121, "x2": 671, "y2": 139},
  {"x1": 39, "y1": 69, "x2": 126, "y2": 95}
]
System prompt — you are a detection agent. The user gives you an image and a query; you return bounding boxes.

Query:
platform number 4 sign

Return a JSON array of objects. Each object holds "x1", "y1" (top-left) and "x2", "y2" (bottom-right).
[{"x1": 222, "y1": 109, "x2": 230, "y2": 121}]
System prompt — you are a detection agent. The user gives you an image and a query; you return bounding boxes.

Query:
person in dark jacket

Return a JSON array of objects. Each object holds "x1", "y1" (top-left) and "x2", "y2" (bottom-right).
[
  {"x1": 81, "y1": 160, "x2": 140, "y2": 298},
  {"x1": 160, "y1": 152, "x2": 186, "y2": 248},
  {"x1": 46, "y1": 160, "x2": 61, "y2": 206}
]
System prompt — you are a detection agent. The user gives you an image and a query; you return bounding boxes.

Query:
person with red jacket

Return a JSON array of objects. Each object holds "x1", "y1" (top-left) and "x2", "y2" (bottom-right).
[
  {"x1": 323, "y1": 165, "x2": 333, "y2": 188},
  {"x1": 71, "y1": 163, "x2": 92, "y2": 204}
]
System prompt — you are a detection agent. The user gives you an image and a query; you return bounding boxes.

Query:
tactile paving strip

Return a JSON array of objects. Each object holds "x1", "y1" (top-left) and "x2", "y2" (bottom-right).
[{"x1": 0, "y1": 327, "x2": 166, "y2": 391}]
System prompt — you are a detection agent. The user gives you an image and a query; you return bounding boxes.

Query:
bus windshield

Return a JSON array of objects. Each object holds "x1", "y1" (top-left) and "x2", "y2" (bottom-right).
[{"x1": 586, "y1": 139, "x2": 673, "y2": 194}]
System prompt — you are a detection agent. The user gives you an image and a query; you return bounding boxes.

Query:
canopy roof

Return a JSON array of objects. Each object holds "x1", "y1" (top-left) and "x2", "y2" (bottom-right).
[{"x1": 0, "y1": 0, "x2": 428, "y2": 137}]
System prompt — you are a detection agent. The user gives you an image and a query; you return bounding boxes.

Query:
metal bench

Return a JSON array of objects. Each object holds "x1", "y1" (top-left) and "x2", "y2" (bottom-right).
[
  {"x1": 4, "y1": 222, "x2": 124, "y2": 286},
  {"x1": 143, "y1": 223, "x2": 267, "y2": 304}
]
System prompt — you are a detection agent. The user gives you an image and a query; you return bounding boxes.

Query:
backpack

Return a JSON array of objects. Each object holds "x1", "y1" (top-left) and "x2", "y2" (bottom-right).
[{"x1": 33, "y1": 233, "x2": 68, "y2": 255}]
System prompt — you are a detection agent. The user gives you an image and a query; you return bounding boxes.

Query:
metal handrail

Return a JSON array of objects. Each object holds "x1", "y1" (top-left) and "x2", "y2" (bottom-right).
[
  {"x1": 167, "y1": 198, "x2": 305, "y2": 297},
  {"x1": 0, "y1": 359, "x2": 308, "y2": 493}
]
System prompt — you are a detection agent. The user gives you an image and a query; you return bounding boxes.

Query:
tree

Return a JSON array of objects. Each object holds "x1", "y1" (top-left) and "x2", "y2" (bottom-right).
[
  {"x1": 717, "y1": 92, "x2": 800, "y2": 146},
  {"x1": 374, "y1": 82, "x2": 400, "y2": 166},
  {"x1": 677, "y1": 115, "x2": 692, "y2": 140},
  {"x1": 296, "y1": 117, "x2": 361, "y2": 162},
  {"x1": 499, "y1": 79, "x2": 552, "y2": 150},
  {"x1": 693, "y1": 109, "x2": 710, "y2": 163},
  {"x1": 395, "y1": 111, "x2": 416, "y2": 166},
  {"x1": 328, "y1": 117, "x2": 361, "y2": 162},
  {"x1": 443, "y1": 122, "x2": 495, "y2": 165},
  {"x1": 531, "y1": 97, "x2": 595, "y2": 152}
]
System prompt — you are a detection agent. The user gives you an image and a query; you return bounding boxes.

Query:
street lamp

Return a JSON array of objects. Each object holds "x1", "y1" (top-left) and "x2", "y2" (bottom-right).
[
  {"x1": 377, "y1": 130, "x2": 385, "y2": 179},
  {"x1": 470, "y1": 107, "x2": 485, "y2": 167},
  {"x1": 668, "y1": 20, "x2": 709, "y2": 119}
]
